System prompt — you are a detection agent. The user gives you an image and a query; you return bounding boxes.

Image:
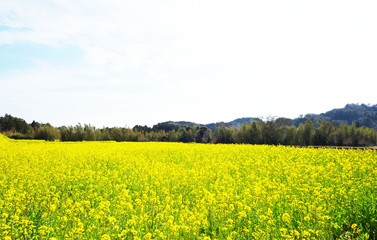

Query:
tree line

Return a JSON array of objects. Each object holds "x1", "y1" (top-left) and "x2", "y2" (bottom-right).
[{"x1": 1, "y1": 114, "x2": 376, "y2": 146}]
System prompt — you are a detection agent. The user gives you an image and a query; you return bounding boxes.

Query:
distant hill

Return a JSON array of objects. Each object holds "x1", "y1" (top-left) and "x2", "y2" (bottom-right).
[
  {"x1": 293, "y1": 104, "x2": 377, "y2": 129},
  {"x1": 153, "y1": 117, "x2": 260, "y2": 132},
  {"x1": 154, "y1": 104, "x2": 377, "y2": 131}
]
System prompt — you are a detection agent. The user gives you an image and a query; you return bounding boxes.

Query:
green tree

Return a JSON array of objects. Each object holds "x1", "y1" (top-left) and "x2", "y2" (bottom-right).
[
  {"x1": 302, "y1": 118, "x2": 314, "y2": 145},
  {"x1": 214, "y1": 126, "x2": 234, "y2": 144},
  {"x1": 35, "y1": 125, "x2": 61, "y2": 141}
]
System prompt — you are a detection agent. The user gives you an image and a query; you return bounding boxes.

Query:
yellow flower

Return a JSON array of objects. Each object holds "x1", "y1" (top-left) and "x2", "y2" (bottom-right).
[
  {"x1": 280, "y1": 228, "x2": 288, "y2": 235},
  {"x1": 107, "y1": 216, "x2": 116, "y2": 223},
  {"x1": 302, "y1": 230, "x2": 310, "y2": 237},
  {"x1": 101, "y1": 234, "x2": 111, "y2": 240},
  {"x1": 282, "y1": 213, "x2": 291, "y2": 223},
  {"x1": 144, "y1": 233, "x2": 152, "y2": 240},
  {"x1": 351, "y1": 223, "x2": 358, "y2": 232},
  {"x1": 291, "y1": 230, "x2": 300, "y2": 238}
]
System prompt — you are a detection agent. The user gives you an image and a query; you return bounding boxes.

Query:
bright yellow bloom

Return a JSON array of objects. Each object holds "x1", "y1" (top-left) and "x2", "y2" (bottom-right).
[
  {"x1": 101, "y1": 234, "x2": 111, "y2": 240},
  {"x1": 282, "y1": 213, "x2": 291, "y2": 223},
  {"x1": 0, "y1": 135, "x2": 375, "y2": 239}
]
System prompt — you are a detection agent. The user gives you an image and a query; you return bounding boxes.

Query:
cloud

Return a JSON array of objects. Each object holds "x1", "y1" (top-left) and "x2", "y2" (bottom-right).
[{"x1": 0, "y1": 0, "x2": 377, "y2": 127}]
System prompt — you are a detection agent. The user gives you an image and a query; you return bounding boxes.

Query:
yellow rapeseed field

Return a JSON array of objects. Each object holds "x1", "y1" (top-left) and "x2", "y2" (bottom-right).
[{"x1": 0, "y1": 134, "x2": 376, "y2": 239}]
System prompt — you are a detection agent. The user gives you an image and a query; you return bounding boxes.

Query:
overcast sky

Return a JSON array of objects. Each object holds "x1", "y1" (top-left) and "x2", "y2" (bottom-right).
[{"x1": 1, "y1": 1, "x2": 376, "y2": 127}]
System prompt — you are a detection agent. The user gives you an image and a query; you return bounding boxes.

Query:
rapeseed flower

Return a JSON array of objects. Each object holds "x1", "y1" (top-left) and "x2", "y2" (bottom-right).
[{"x1": 0, "y1": 135, "x2": 376, "y2": 239}]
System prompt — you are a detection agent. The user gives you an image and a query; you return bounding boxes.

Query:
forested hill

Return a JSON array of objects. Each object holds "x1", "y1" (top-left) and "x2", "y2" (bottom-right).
[
  {"x1": 292, "y1": 104, "x2": 377, "y2": 129},
  {"x1": 153, "y1": 117, "x2": 260, "y2": 132},
  {"x1": 158, "y1": 104, "x2": 377, "y2": 131}
]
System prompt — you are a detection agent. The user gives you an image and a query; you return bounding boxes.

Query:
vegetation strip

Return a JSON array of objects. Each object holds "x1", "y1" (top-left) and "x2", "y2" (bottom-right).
[{"x1": 1, "y1": 114, "x2": 377, "y2": 147}]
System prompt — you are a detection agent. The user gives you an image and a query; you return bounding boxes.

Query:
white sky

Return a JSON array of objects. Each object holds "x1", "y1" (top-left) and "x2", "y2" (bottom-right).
[{"x1": 0, "y1": 0, "x2": 376, "y2": 127}]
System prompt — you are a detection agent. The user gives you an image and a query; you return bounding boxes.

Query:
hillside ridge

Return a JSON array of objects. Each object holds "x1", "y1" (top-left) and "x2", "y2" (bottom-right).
[{"x1": 158, "y1": 103, "x2": 377, "y2": 131}]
